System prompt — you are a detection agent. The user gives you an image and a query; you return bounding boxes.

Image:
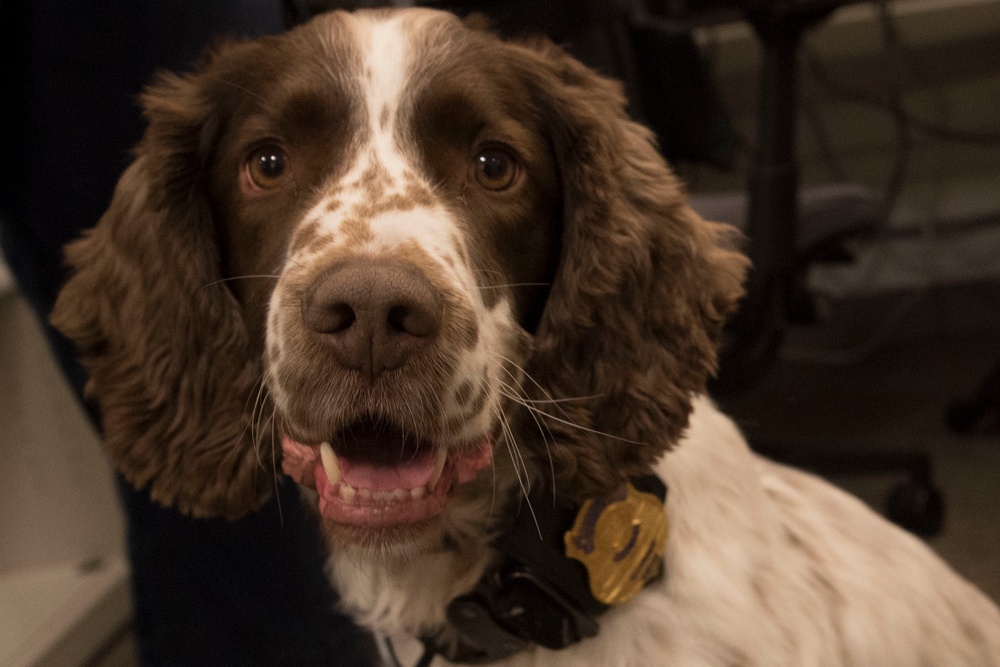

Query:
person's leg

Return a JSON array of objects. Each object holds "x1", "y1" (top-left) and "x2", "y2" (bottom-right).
[{"x1": 0, "y1": 3, "x2": 372, "y2": 664}]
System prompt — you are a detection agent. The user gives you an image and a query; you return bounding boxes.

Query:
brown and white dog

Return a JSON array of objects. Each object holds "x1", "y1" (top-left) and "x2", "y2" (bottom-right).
[{"x1": 52, "y1": 8, "x2": 1000, "y2": 666}]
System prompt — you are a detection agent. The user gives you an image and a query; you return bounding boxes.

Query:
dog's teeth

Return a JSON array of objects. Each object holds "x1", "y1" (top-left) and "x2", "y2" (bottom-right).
[
  {"x1": 319, "y1": 442, "x2": 341, "y2": 487},
  {"x1": 429, "y1": 448, "x2": 447, "y2": 489},
  {"x1": 358, "y1": 488, "x2": 371, "y2": 500},
  {"x1": 340, "y1": 484, "x2": 357, "y2": 501},
  {"x1": 393, "y1": 488, "x2": 408, "y2": 500},
  {"x1": 373, "y1": 490, "x2": 390, "y2": 501},
  {"x1": 410, "y1": 487, "x2": 426, "y2": 499}
]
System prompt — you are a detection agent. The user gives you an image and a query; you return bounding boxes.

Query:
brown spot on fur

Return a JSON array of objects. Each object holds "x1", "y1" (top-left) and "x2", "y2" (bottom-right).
[
  {"x1": 394, "y1": 240, "x2": 450, "y2": 282},
  {"x1": 354, "y1": 194, "x2": 417, "y2": 219},
  {"x1": 946, "y1": 596, "x2": 988, "y2": 645},
  {"x1": 326, "y1": 198, "x2": 343, "y2": 213},
  {"x1": 442, "y1": 386, "x2": 488, "y2": 434},
  {"x1": 724, "y1": 650, "x2": 754, "y2": 667},
  {"x1": 348, "y1": 178, "x2": 438, "y2": 221},
  {"x1": 339, "y1": 216, "x2": 375, "y2": 249},
  {"x1": 453, "y1": 381, "x2": 474, "y2": 407},
  {"x1": 290, "y1": 219, "x2": 324, "y2": 254},
  {"x1": 453, "y1": 310, "x2": 479, "y2": 350},
  {"x1": 782, "y1": 526, "x2": 850, "y2": 662},
  {"x1": 356, "y1": 157, "x2": 392, "y2": 195},
  {"x1": 465, "y1": 385, "x2": 488, "y2": 417},
  {"x1": 783, "y1": 527, "x2": 804, "y2": 549},
  {"x1": 403, "y1": 180, "x2": 436, "y2": 208},
  {"x1": 379, "y1": 104, "x2": 390, "y2": 130}
]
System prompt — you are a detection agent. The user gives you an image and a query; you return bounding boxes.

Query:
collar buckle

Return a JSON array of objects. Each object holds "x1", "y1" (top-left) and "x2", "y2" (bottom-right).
[{"x1": 436, "y1": 560, "x2": 600, "y2": 663}]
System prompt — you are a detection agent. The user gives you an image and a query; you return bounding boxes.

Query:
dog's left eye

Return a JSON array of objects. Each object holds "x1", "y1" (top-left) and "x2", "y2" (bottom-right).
[
  {"x1": 473, "y1": 146, "x2": 519, "y2": 191},
  {"x1": 246, "y1": 144, "x2": 290, "y2": 190}
]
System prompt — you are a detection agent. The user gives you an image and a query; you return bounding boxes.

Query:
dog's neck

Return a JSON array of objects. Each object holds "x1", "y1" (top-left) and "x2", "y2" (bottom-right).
[
  {"x1": 328, "y1": 470, "x2": 509, "y2": 640},
  {"x1": 328, "y1": 451, "x2": 669, "y2": 663}
]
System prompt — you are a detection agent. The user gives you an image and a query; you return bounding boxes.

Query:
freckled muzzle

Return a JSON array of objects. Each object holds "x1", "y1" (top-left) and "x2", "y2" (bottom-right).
[{"x1": 270, "y1": 249, "x2": 501, "y2": 532}]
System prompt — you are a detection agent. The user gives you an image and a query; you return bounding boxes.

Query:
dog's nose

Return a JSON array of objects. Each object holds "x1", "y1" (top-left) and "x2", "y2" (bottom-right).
[{"x1": 300, "y1": 260, "x2": 442, "y2": 377}]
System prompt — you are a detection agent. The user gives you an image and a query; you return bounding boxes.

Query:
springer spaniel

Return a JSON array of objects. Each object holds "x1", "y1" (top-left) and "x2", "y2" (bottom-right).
[{"x1": 52, "y1": 8, "x2": 1000, "y2": 666}]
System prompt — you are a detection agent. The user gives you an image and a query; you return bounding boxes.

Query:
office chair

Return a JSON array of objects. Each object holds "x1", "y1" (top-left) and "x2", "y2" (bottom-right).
[
  {"x1": 559, "y1": 0, "x2": 946, "y2": 536},
  {"x1": 663, "y1": 0, "x2": 945, "y2": 536}
]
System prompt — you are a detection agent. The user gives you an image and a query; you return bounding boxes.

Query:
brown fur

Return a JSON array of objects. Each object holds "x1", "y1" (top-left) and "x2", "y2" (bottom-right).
[
  {"x1": 50, "y1": 43, "x2": 288, "y2": 518},
  {"x1": 512, "y1": 40, "x2": 748, "y2": 501},
  {"x1": 51, "y1": 156, "x2": 272, "y2": 518},
  {"x1": 50, "y1": 12, "x2": 747, "y2": 519}
]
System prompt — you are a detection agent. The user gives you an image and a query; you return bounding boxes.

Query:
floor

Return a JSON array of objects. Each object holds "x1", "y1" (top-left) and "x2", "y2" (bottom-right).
[{"x1": 0, "y1": 290, "x2": 131, "y2": 667}]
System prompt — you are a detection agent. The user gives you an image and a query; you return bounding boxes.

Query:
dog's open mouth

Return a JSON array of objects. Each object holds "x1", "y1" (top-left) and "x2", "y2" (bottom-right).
[{"x1": 281, "y1": 418, "x2": 493, "y2": 527}]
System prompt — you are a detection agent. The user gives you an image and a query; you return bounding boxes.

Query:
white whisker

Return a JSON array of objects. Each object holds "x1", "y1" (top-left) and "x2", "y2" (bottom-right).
[
  {"x1": 496, "y1": 406, "x2": 541, "y2": 539},
  {"x1": 498, "y1": 378, "x2": 557, "y2": 502},
  {"x1": 501, "y1": 389, "x2": 644, "y2": 446},
  {"x1": 201, "y1": 74, "x2": 271, "y2": 104},
  {"x1": 478, "y1": 282, "x2": 551, "y2": 290},
  {"x1": 491, "y1": 352, "x2": 575, "y2": 420},
  {"x1": 201, "y1": 274, "x2": 280, "y2": 290},
  {"x1": 271, "y1": 403, "x2": 284, "y2": 528}
]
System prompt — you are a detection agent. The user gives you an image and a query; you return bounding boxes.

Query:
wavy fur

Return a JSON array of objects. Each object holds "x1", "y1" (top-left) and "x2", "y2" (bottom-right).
[
  {"x1": 515, "y1": 39, "x2": 746, "y2": 501},
  {"x1": 52, "y1": 59, "x2": 273, "y2": 518}
]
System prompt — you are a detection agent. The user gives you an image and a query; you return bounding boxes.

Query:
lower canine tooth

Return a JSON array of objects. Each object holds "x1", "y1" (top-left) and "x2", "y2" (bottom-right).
[
  {"x1": 429, "y1": 448, "x2": 447, "y2": 489},
  {"x1": 319, "y1": 442, "x2": 341, "y2": 487},
  {"x1": 410, "y1": 487, "x2": 426, "y2": 499}
]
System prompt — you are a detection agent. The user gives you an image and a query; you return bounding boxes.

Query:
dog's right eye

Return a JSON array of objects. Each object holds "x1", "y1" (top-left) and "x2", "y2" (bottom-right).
[
  {"x1": 246, "y1": 144, "x2": 290, "y2": 190},
  {"x1": 473, "y1": 145, "x2": 519, "y2": 191}
]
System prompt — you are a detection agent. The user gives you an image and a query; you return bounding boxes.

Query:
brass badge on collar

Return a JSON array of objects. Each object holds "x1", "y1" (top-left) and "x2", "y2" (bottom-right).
[{"x1": 564, "y1": 482, "x2": 669, "y2": 606}]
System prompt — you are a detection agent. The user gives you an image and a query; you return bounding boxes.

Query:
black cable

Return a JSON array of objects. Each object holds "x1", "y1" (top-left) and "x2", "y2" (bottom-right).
[
  {"x1": 801, "y1": 93, "x2": 849, "y2": 182},
  {"x1": 802, "y1": 22, "x2": 1000, "y2": 148}
]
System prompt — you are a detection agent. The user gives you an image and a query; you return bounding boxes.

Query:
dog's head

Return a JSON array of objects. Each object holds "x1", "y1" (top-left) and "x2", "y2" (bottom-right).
[{"x1": 52, "y1": 8, "x2": 746, "y2": 551}]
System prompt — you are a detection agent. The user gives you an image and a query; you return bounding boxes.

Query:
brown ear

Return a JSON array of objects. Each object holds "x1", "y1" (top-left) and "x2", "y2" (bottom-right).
[
  {"x1": 518, "y1": 41, "x2": 748, "y2": 501},
  {"x1": 51, "y1": 61, "x2": 273, "y2": 519}
]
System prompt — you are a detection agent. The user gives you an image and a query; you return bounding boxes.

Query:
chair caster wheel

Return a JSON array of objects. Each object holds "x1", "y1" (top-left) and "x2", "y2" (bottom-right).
[{"x1": 885, "y1": 481, "x2": 944, "y2": 538}]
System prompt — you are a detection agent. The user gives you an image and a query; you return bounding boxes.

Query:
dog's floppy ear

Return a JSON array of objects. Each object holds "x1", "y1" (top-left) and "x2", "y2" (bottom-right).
[
  {"x1": 51, "y1": 46, "x2": 274, "y2": 519},
  {"x1": 517, "y1": 40, "x2": 748, "y2": 502}
]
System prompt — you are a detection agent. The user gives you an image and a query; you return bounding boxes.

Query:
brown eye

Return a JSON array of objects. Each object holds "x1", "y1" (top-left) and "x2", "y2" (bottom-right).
[
  {"x1": 473, "y1": 146, "x2": 518, "y2": 191},
  {"x1": 247, "y1": 144, "x2": 289, "y2": 189}
]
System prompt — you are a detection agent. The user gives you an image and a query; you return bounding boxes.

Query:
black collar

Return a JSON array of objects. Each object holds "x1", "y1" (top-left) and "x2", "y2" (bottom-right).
[{"x1": 414, "y1": 475, "x2": 669, "y2": 665}]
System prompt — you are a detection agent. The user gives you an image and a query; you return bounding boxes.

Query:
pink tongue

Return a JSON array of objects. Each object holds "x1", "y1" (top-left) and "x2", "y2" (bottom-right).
[{"x1": 339, "y1": 450, "x2": 437, "y2": 491}]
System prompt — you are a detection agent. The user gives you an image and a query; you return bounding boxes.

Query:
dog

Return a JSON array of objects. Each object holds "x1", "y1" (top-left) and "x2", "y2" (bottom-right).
[{"x1": 52, "y1": 8, "x2": 1000, "y2": 665}]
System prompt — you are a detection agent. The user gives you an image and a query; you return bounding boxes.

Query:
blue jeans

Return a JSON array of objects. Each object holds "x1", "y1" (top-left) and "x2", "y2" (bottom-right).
[{"x1": 0, "y1": 2, "x2": 371, "y2": 664}]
